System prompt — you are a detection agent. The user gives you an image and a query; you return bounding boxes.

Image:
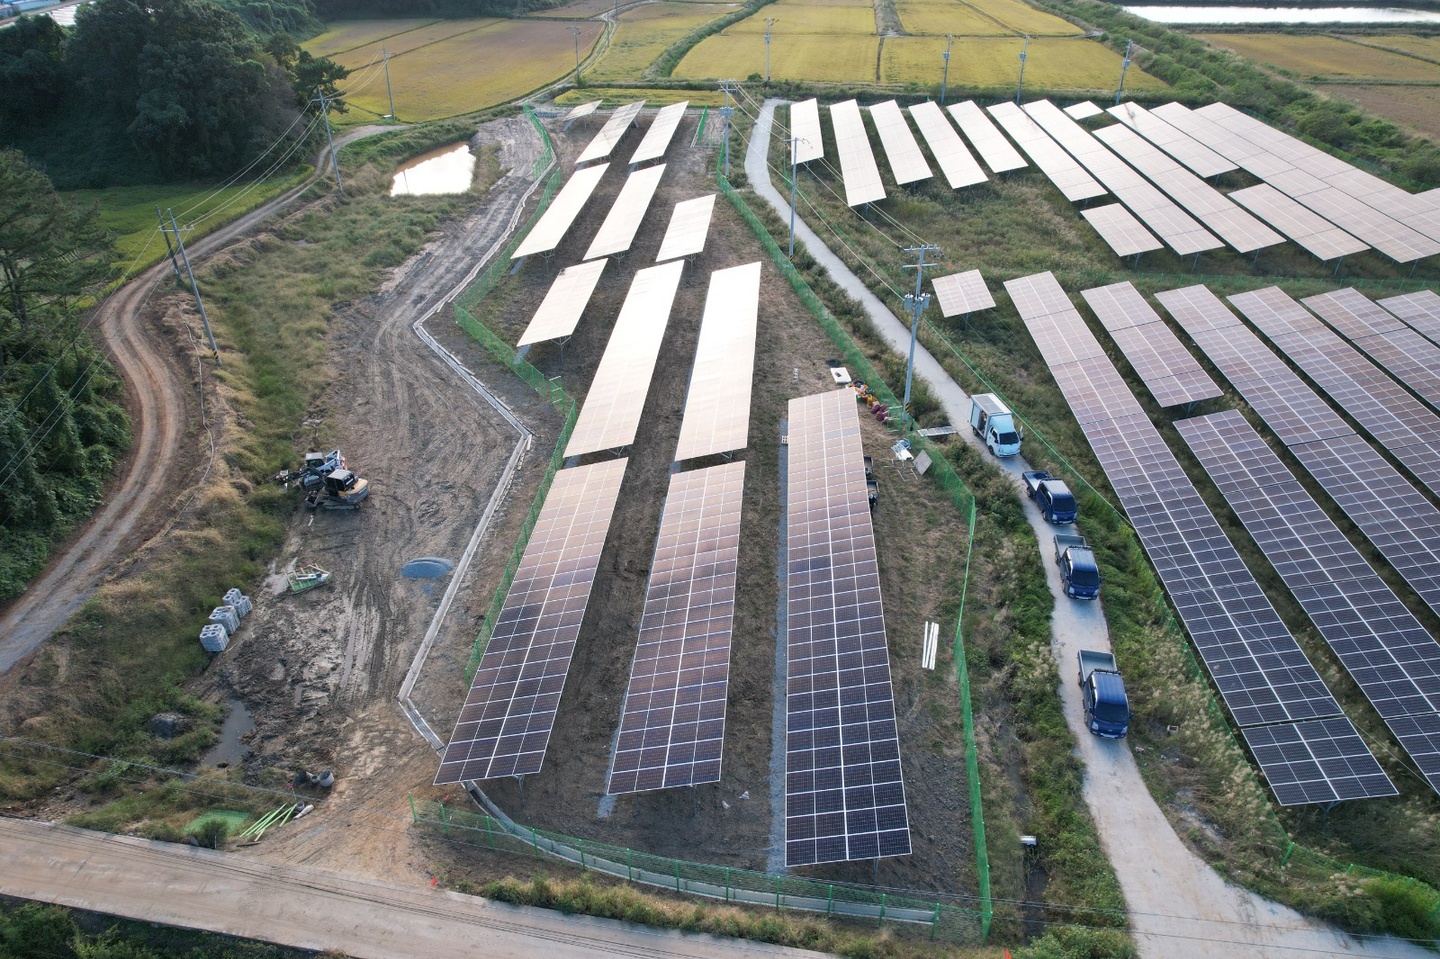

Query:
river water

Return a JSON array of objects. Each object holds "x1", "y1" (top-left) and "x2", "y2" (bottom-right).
[{"x1": 1124, "y1": 4, "x2": 1440, "y2": 23}]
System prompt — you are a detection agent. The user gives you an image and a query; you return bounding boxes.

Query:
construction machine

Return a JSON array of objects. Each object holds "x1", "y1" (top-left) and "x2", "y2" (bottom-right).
[{"x1": 275, "y1": 450, "x2": 370, "y2": 510}]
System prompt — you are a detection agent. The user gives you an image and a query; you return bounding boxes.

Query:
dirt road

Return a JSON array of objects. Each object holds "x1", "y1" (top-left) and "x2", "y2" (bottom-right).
[
  {"x1": 0, "y1": 818, "x2": 836, "y2": 959},
  {"x1": 0, "y1": 127, "x2": 393, "y2": 676},
  {"x1": 746, "y1": 98, "x2": 1432, "y2": 959}
]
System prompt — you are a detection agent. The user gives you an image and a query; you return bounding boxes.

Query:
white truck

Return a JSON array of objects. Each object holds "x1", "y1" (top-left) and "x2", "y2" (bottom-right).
[{"x1": 969, "y1": 393, "x2": 1022, "y2": 457}]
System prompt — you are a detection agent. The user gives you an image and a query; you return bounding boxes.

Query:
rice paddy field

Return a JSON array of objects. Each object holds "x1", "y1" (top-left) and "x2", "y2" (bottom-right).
[
  {"x1": 305, "y1": 19, "x2": 440, "y2": 57},
  {"x1": 1331, "y1": 84, "x2": 1440, "y2": 140},
  {"x1": 1360, "y1": 34, "x2": 1440, "y2": 61},
  {"x1": 726, "y1": 3, "x2": 876, "y2": 33},
  {"x1": 322, "y1": 19, "x2": 503, "y2": 64},
  {"x1": 588, "y1": 2, "x2": 737, "y2": 82},
  {"x1": 527, "y1": 0, "x2": 624, "y2": 17},
  {"x1": 674, "y1": 33, "x2": 881, "y2": 81},
  {"x1": 882, "y1": 35, "x2": 1167, "y2": 90},
  {"x1": 553, "y1": 86, "x2": 728, "y2": 105},
  {"x1": 897, "y1": 0, "x2": 1080, "y2": 35},
  {"x1": 1198, "y1": 34, "x2": 1440, "y2": 81}
]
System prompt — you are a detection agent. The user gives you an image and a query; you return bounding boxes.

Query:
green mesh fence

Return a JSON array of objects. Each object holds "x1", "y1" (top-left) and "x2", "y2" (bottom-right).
[{"x1": 411, "y1": 798, "x2": 989, "y2": 941}]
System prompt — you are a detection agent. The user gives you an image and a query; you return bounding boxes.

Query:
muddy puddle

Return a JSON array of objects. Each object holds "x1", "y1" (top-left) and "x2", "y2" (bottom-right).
[
  {"x1": 202, "y1": 698, "x2": 255, "y2": 767},
  {"x1": 389, "y1": 142, "x2": 475, "y2": 196}
]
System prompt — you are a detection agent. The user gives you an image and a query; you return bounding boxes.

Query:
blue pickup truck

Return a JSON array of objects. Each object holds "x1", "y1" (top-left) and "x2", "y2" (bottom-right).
[
  {"x1": 1022, "y1": 470, "x2": 1078, "y2": 524},
  {"x1": 1055, "y1": 533, "x2": 1101, "y2": 600},
  {"x1": 1077, "y1": 650, "x2": 1130, "y2": 739}
]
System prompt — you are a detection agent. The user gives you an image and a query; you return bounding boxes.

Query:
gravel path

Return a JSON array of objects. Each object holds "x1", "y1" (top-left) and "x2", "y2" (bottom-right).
[{"x1": 746, "y1": 97, "x2": 1431, "y2": 959}]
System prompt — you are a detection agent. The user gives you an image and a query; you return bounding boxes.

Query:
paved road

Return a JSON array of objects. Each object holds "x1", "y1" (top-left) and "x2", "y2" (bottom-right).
[
  {"x1": 746, "y1": 98, "x2": 1432, "y2": 959},
  {"x1": 0, "y1": 819, "x2": 835, "y2": 959}
]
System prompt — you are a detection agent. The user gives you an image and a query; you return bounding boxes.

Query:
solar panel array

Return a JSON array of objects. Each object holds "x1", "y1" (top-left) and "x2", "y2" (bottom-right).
[
  {"x1": 1022, "y1": 100, "x2": 1221, "y2": 256},
  {"x1": 674, "y1": 262, "x2": 762, "y2": 462},
  {"x1": 1177, "y1": 410, "x2": 1436, "y2": 796},
  {"x1": 1093, "y1": 122, "x2": 1283, "y2": 255},
  {"x1": 1227, "y1": 287, "x2": 1440, "y2": 499},
  {"x1": 1064, "y1": 101, "x2": 1104, "y2": 120},
  {"x1": 630, "y1": 101, "x2": 689, "y2": 166},
  {"x1": 1155, "y1": 285, "x2": 1440, "y2": 624},
  {"x1": 1080, "y1": 280, "x2": 1222, "y2": 406},
  {"x1": 1007, "y1": 272, "x2": 1388, "y2": 806},
  {"x1": 1303, "y1": 288, "x2": 1440, "y2": 411},
  {"x1": 1108, "y1": 101, "x2": 1237, "y2": 179},
  {"x1": 655, "y1": 194, "x2": 715, "y2": 263},
  {"x1": 564, "y1": 100, "x2": 601, "y2": 122},
  {"x1": 1242, "y1": 719, "x2": 1397, "y2": 806},
  {"x1": 786, "y1": 390, "x2": 910, "y2": 866},
  {"x1": 908, "y1": 101, "x2": 986, "y2": 189},
  {"x1": 584, "y1": 164, "x2": 666, "y2": 260},
  {"x1": 1229, "y1": 185, "x2": 1369, "y2": 262},
  {"x1": 947, "y1": 100, "x2": 1027, "y2": 174},
  {"x1": 576, "y1": 100, "x2": 646, "y2": 164},
  {"x1": 829, "y1": 99, "x2": 887, "y2": 206},
  {"x1": 986, "y1": 102, "x2": 1106, "y2": 203},
  {"x1": 1379, "y1": 290, "x2": 1440, "y2": 348},
  {"x1": 1081, "y1": 204, "x2": 1162, "y2": 258},
  {"x1": 869, "y1": 100, "x2": 933, "y2": 185},
  {"x1": 565, "y1": 260, "x2": 684, "y2": 458},
  {"x1": 435, "y1": 457, "x2": 628, "y2": 784},
  {"x1": 931, "y1": 269, "x2": 995, "y2": 317},
  {"x1": 608, "y1": 461, "x2": 746, "y2": 794},
  {"x1": 790, "y1": 98, "x2": 825, "y2": 164},
  {"x1": 517, "y1": 258, "x2": 608, "y2": 347},
  {"x1": 512, "y1": 163, "x2": 609, "y2": 259}
]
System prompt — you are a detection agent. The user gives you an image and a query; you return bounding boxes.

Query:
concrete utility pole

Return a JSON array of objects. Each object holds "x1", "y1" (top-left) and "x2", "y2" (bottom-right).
[
  {"x1": 940, "y1": 35, "x2": 954, "y2": 106},
  {"x1": 572, "y1": 23, "x2": 583, "y2": 85},
  {"x1": 900, "y1": 244, "x2": 940, "y2": 431},
  {"x1": 784, "y1": 136, "x2": 805, "y2": 255},
  {"x1": 382, "y1": 44, "x2": 395, "y2": 119},
  {"x1": 719, "y1": 79, "x2": 737, "y2": 177},
  {"x1": 764, "y1": 18, "x2": 778, "y2": 83},
  {"x1": 1015, "y1": 35, "x2": 1030, "y2": 104},
  {"x1": 1115, "y1": 39, "x2": 1134, "y2": 105},
  {"x1": 312, "y1": 90, "x2": 342, "y2": 194},
  {"x1": 155, "y1": 207, "x2": 181, "y2": 283},
  {"x1": 161, "y1": 209, "x2": 221, "y2": 367}
]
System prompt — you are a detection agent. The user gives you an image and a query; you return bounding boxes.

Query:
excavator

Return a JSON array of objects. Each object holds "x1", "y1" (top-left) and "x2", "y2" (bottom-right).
[{"x1": 274, "y1": 450, "x2": 370, "y2": 510}]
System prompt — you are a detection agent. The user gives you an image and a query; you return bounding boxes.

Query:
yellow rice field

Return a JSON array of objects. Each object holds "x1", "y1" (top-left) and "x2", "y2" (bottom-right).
[
  {"x1": 1363, "y1": 35, "x2": 1440, "y2": 61},
  {"x1": 675, "y1": 33, "x2": 881, "y2": 81},
  {"x1": 971, "y1": 0, "x2": 1079, "y2": 34},
  {"x1": 1199, "y1": 34, "x2": 1440, "y2": 81},
  {"x1": 897, "y1": 0, "x2": 1016, "y2": 36},
  {"x1": 324, "y1": 19, "x2": 503, "y2": 66},
  {"x1": 554, "y1": 86, "x2": 728, "y2": 105},
  {"x1": 305, "y1": 20, "x2": 439, "y2": 57},
  {"x1": 882, "y1": 35, "x2": 1167, "y2": 90},
  {"x1": 727, "y1": 4, "x2": 877, "y2": 32},
  {"x1": 527, "y1": 0, "x2": 625, "y2": 17},
  {"x1": 589, "y1": 3, "x2": 737, "y2": 81}
]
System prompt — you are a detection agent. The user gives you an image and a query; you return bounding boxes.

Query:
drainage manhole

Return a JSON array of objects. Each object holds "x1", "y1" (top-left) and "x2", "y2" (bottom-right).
[{"x1": 402, "y1": 557, "x2": 454, "y2": 579}]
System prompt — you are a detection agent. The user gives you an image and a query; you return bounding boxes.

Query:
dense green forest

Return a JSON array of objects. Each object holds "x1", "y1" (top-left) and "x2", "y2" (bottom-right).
[{"x1": 0, "y1": 901, "x2": 327, "y2": 959}]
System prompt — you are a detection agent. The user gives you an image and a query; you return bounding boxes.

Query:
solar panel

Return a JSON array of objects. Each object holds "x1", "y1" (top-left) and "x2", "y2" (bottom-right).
[
  {"x1": 1023, "y1": 100, "x2": 1221, "y2": 256},
  {"x1": 512, "y1": 163, "x2": 609, "y2": 259},
  {"x1": 564, "y1": 100, "x2": 601, "y2": 122},
  {"x1": 565, "y1": 260, "x2": 684, "y2": 457},
  {"x1": 1108, "y1": 101, "x2": 1238, "y2": 178},
  {"x1": 829, "y1": 99, "x2": 887, "y2": 206},
  {"x1": 947, "y1": 100, "x2": 1027, "y2": 174},
  {"x1": 1378, "y1": 290, "x2": 1440, "y2": 349},
  {"x1": 986, "y1": 102, "x2": 1106, "y2": 203},
  {"x1": 435, "y1": 458, "x2": 628, "y2": 784},
  {"x1": 630, "y1": 101, "x2": 689, "y2": 166},
  {"x1": 908, "y1": 102, "x2": 986, "y2": 189},
  {"x1": 1229, "y1": 184, "x2": 1369, "y2": 262},
  {"x1": 577, "y1": 100, "x2": 646, "y2": 164},
  {"x1": 655, "y1": 194, "x2": 715, "y2": 263},
  {"x1": 1081, "y1": 204, "x2": 1163, "y2": 258},
  {"x1": 517, "y1": 258, "x2": 608, "y2": 347},
  {"x1": 584, "y1": 164, "x2": 666, "y2": 260},
  {"x1": 674, "y1": 262, "x2": 761, "y2": 462},
  {"x1": 1241, "y1": 719, "x2": 1396, "y2": 806},
  {"x1": 1178, "y1": 409, "x2": 1439, "y2": 795},
  {"x1": 1094, "y1": 122, "x2": 1283, "y2": 255},
  {"x1": 1080, "y1": 280, "x2": 1222, "y2": 406},
  {"x1": 1064, "y1": 101, "x2": 1104, "y2": 120},
  {"x1": 1303, "y1": 288, "x2": 1440, "y2": 412},
  {"x1": 1228, "y1": 287, "x2": 1440, "y2": 498},
  {"x1": 786, "y1": 390, "x2": 910, "y2": 866},
  {"x1": 1008, "y1": 272, "x2": 1350, "y2": 745},
  {"x1": 931, "y1": 269, "x2": 995, "y2": 317},
  {"x1": 608, "y1": 461, "x2": 745, "y2": 794},
  {"x1": 790, "y1": 98, "x2": 824, "y2": 164},
  {"x1": 868, "y1": 100, "x2": 933, "y2": 186}
]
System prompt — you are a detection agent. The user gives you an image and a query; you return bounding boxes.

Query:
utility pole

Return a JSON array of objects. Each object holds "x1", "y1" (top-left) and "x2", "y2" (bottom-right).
[
  {"x1": 162, "y1": 209, "x2": 221, "y2": 367},
  {"x1": 572, "y1": 23, "x2": 583, "y2": 86},
  {"x1": 155, "y1": 207, "x2": 181, "y2": 283},
  {"x1": 719, "y1": 79, "x2": 737, "y2": 177},
  {"x1": 312, "y1": 90, "x2": 342, "y2": 194},
  {"x1": 1015, "y1": 35, "x2": 1030, "y2": 105},
  {"x1": 764, "y1": 18, "x2": 778, "y2": 83},
  {"x1": 1115, "y1": 39, "x2": 1134, "y2": 106},
  {"x1": 900, "y1": 244, "x2": 940, "y2": 432},
  {"x1": 940, "y1": 35, "x2": 954, "y2": 106},
  {"x1": 785, "y1": 136, "x2": 804, "y2": 255},
  {"x1": 382, "y1": 44, "x2": 395, "y2": 120}
]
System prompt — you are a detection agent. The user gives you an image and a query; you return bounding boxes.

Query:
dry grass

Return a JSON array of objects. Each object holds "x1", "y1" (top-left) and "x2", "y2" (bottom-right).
[
  {"x1": 304, "y1": 19, "x2": 438, "y2": 57},
  {"x1": 589, "y1": 2, "x2": 737, "y2": 81},
  {"x1": 726, "y1": 3, "x2": 877, "y2": 33},
  {"x1": 1198, "y1": 34, "x2": 1440, "y2": 81},
  {"x1": 1362, "y1": 34, "x2": 1440, "y2": 61},
  {"x1": 881, "y1": 36, "x2": 1167, "y2": 90},
  {"x1": 1330, "y1": 85, "x2": 1440, "y2": 141},
  {"x1": 897, "y1": 0, "x2": 1014, "y2": 36},
  {"x1": 675, "y1": 33, "x2": 880, "y2": 80},
  {"x1": 317, "y1": 19, "x2": 502, "y2": 65}
]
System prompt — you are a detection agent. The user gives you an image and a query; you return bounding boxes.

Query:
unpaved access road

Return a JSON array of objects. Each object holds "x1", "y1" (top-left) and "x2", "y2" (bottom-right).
[
  {"x1": 0, "y1": 818, "x2": 834, "y2": 959},
  {"x1": 747, "y1": 98, "x2": 1431, "y2": 959},
  {"x1": 0, "y1": 127, "x2": 393, "y2": 677}
]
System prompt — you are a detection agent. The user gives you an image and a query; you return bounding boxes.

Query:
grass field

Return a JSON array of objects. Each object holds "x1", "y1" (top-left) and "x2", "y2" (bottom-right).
[
  {"x1": 1332, "y1": 85, "x2": 1440, "y2": 140},
  {"x1": 305, "y1": 19, "x2": 439, "y2": 57},
  {"x1": 726, "y1": 3, "x2": 876, "y2": 33},
  {"x1": 1199, "y1": 34, "x2": 1440, "y2": 81},
  {"x1": 897, "y1": 0, "x2": 1016, "y2": 36},
  {"x1": 589, "y1": 3, "x2": 737, "y2": 81},
  {"x1": 882, "y1": 36, "x2": 1167, "y2": 90},
  {"x1": 317, "y1": 19, "x2": 603, "y2": 120},
  {"x1": 675, "y1": 33, "x2": 880, "y2": 81}
]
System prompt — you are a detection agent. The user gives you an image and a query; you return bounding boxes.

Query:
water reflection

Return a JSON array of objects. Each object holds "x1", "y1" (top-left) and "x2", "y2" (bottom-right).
[
  {"x1": 390, "y1": 142, "x2": 476, "y2": 197},
  {"x1": 1124, "y1": 5, "x2": 1440, "y2": 23}
]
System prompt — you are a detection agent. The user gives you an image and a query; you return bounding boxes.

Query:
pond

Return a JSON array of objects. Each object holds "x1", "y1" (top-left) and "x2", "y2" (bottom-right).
[
  {"x1": 1124, "y1": 5, "x2": 1440, "y2": 23},
  {"x1": 390, "y1": 142, "x2": 476, "y2": 197},
  {"x1": 201, "y1": 698, "x2": 255, "y2": 768}
]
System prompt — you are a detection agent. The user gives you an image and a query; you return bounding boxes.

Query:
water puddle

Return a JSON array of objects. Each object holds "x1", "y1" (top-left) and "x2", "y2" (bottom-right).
[
  {"x1": 202, "y1": 698, "x2": 255, "y2": 768},
  {"x1": 390, "y1": 142, "x2": 476, "y2": 196},
  {"x1": 402, "y1": 557, "x2": 454, "y2": 579}
]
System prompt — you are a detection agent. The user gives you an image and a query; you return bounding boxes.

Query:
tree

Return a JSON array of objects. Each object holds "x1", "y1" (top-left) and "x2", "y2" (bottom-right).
[
  {"x1": 0, "y1": 15, "x2": 72, "y2": 126},
  {"x1": 265, "y1": 33, "x2": 350, "y2": 109}
]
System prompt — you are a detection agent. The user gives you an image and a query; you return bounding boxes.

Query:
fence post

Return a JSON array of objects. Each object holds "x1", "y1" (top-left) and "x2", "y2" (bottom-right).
[
  {"x1": 827, "y1": 884, "x2": 834, "y2": 915},
  {"x1": 440, "y1": 802, "x2": 450, "y2": 836},
  {"x1": 879, "y1": 893, "x2": 886, "y2": 924},
  {"x1": 627, "y1": 848, "x2": 633, "y2": 882},
  {"x1": 579, "y1": 838, "x2": 586, "y2": 870},
  {"x1": 408, "y1": 792, "x2": 417, "y2": 822},
  {"x1": 532, "y1": 827, "x2": 540, "y2": 859},
  {"x1": 1281, "y1": 841, "x2": 1296, "y2": 867},
  {"x1": 931, "y1": 902, "x2": 940, "y2": 939},
  {"x1": 725, "y1": 867, "x2": 731, "y2": 902},
  {"x1": 485, "y1": 814, "x2": 495, "y2": 849},
  {"x1": 775, "y1": 875, "x2": 782, "y2": 910},
  {"x1": 675, "y1": 859, "x2": 682, "y2": 892}
]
